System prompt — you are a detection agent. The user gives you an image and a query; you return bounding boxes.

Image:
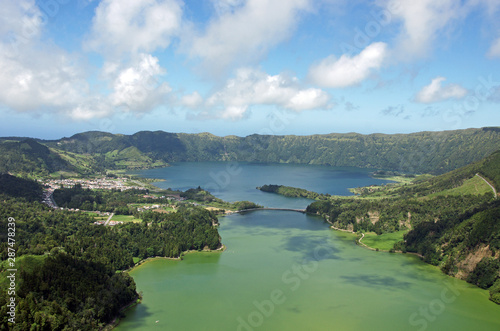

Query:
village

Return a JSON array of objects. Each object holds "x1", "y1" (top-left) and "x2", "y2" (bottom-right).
[
  {"x1": 40, "y1": 177, "x2": 148, "y2": 191},
  {"x1": 39, "y1": 177, "x2": 187, "y2": 226}
]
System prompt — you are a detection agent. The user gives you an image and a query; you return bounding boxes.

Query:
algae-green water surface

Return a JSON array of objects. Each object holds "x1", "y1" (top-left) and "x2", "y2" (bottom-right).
[{"x1": 118, "y1": 163, "x2": 500, "y2": 330}]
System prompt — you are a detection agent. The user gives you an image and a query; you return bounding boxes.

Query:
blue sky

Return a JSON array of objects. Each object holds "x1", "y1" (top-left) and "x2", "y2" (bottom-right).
[{"x1": 1, "y1": 0, "x2": 500, "y2": 139}]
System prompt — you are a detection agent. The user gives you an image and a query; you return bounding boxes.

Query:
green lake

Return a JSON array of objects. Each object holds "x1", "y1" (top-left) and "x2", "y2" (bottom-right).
[{"x1": 118, "y1": 163, "x2": 500, "y2": 330}]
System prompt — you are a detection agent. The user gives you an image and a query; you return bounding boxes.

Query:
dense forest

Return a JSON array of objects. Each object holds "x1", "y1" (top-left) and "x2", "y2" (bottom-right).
[
  {"x1": 2, "y1": 127, "x2": 500, "y2": 176},
  {"x1": 52, "y1": 184, "x2": 261, "y2": 215},
  {"x1": 302, "y1": 151, "x2": 500, "y2": 304},
  {"x1": 180, "y1": 187, "x2": 262, "y2": 211},
  {"x1": 258, "y1": 184, "x2": 331, "y2": 200},
  {"x1": 0, "y1": 174, "x2": 222, "y2": 329}
]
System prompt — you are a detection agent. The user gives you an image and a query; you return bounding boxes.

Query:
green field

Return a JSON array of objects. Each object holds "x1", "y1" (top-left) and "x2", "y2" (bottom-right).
[
  {"x1": 427, "y1": 175, "x2": 492, "y2": 198},
  {"x1": 111, "y1": 214, "x2": 142, "y2": 223},
  {"x1": 361, "y1": 230, "x2": 407, "y2": 251}
]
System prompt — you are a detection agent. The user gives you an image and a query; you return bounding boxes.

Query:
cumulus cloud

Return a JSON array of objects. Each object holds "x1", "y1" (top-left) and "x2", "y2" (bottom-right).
[
  {"x1": 380, "y1": 0, "x2": 463, "y2": 58},
  {"x1": 0, "y1": 47, "x2": 88, "y2": 112},
  {"x1": 200, "y1": 68, "x2": 330, "y2": 120},
  {"x1": 0, "y1": 1, "x2": 174, "y2": 121},
  {"x1": 86, "y1": 0, "x2": 183, "y2": 57},
  {"x1": 184, "y1": 0, "x2": 311, "y2": 75},
  {"x1": 308, "y1": 42, "x2": 388, "y2": 88},
  {"x1": 414, "y1": 77, "x2": 468, "y2": 103},
  {"x1": 107, "y1": 54, "x2": 172, "y2": 112},
  {"x1": 0, "y1": 1, "x2": 91, "y2": 115}
]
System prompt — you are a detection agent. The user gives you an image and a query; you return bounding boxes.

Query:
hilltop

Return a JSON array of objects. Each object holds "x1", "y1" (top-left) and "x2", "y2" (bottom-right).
[{"x1": 2, "y1": 127, "x2": 500, "y2": 177}]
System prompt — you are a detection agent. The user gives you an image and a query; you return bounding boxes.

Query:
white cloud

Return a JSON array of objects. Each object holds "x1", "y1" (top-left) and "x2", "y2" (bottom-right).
[
  {"x1": 0, "y1": 1, "x2": 91, "y2": 115},
  {"x1": 181, "y1": 92, "x2": 204, "y2": 109},
  {"x1": 381, "y1": 0, "x2": 463, "y2": 58},
  {"x1": 69, "y1": 99, "x2": 112, "y2": 121},
  {"x1": 0, "y1": 48, "x2": 88, "y2": 112},
  {"x1": 308, "y1": 42, "x2": 388, "y2": 88},
  {"x1": 203, "y1": 68, "x2": 330, "y2": 120},
  {"x1": 488, "y1": 37, "x2": 500, "y2": 58},
  {"x1": 184, "y1": 0, "x2": 311, "y2": 75},
  {"x1": 86, "y1": 0, "x2": 183, "y2": 57},
  {"x1": 285, "y1": 89, "x2": 330, "y2": 111},
  {"x1": 0, "y1": 0, "x2": 43, "y2": 44},
  {"x1": 0, "y1": 0, "x2": 173, "y2": 120},
  {"x1": 108, "y1": 54, "x2": 172, "y2": 112},
  {"x1": 414, "y1": 77, "x2": 468, "y2": 103}
]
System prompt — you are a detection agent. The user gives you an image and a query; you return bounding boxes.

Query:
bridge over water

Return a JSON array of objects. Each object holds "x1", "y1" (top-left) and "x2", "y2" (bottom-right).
[{"x1": 235, "y1": 207, "x2": 307, "y2": 213}]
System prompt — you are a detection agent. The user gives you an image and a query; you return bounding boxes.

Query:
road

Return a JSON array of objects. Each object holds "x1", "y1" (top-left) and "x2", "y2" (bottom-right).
[
  {"x1": 476, "y1": 173, "x2": 497, "y2": 198},
  {"x1": 104, "y1": 213, "x2": 115, "y2": 226}
]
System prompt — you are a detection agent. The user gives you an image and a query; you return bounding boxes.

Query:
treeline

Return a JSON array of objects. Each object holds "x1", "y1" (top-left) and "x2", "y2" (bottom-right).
[
  {"x1": 258, "y1": 184, "x2": 330, "y2": 200},
  {"x1": 306, "y1": 194, "x2": 492, "y2": 235},
  {"x1": 181, "y1": 187, "x2": 262, "y2": 211},
  {"x1": 3, "y1": 127, "x2": 500, "y2": 176}
]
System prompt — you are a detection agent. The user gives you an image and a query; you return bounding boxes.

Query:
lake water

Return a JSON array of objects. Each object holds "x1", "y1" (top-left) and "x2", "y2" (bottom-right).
[{"x1": 118, "y1": 162, "x2": 500, "y2": 331}]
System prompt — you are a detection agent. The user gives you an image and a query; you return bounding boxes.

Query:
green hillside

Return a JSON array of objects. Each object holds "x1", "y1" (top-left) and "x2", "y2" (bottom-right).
[
  {"x1": 2, "y1": 127, "x2": 500, "y2": 177},
  {"x1": 39, "y1": 127, "x2": 500, "y2": 175},
  {"x1": 0, "y1": 139, "x2": 74, "y2": 177},
  {"x1": 304, "y1": 150, "x2": 500, "y2": 304}
]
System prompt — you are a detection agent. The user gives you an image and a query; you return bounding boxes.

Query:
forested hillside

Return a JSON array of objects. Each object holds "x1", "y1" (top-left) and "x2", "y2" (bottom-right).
[
  {"x1": 304, "y1": 151, "x2": 500, "y2": 304},
  {"x1": 0, "y1": 139, "x2": 73, "y2": 176},
  {"x1": 0, "y1": 174, "x2": 222, "y2": 329},
  {"x1": 3, "y1": 127, "x2": 499, "y2": 176}
]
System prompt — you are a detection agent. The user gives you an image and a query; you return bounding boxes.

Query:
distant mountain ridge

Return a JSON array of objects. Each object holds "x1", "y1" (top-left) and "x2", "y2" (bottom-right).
[{"x1": 2, "y1": 127, "x2": 500, "y2": 176}]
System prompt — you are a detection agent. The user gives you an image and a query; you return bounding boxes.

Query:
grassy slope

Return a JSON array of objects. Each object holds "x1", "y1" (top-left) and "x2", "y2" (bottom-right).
[
  {"x1": 427, "y1": 175, "x2": 492, "y2": 198},
  {"x1": 361, "y1": 231, "x2": 408, "y2": 251}
]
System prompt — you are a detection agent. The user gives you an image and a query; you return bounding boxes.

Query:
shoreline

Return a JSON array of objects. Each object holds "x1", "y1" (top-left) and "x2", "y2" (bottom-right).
[
  {"x1": 110, "y1": 244, "x2": 227, "y2": 329},
  {"x1": 322, "y1": 214, "x2": 423, "y2": 257},
  {"x1": 104, "y1": 296, "x2": 142, "y2": 331},
  {"x1": 123, "y1": 244, "x2": 227, "y2": 273}
]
